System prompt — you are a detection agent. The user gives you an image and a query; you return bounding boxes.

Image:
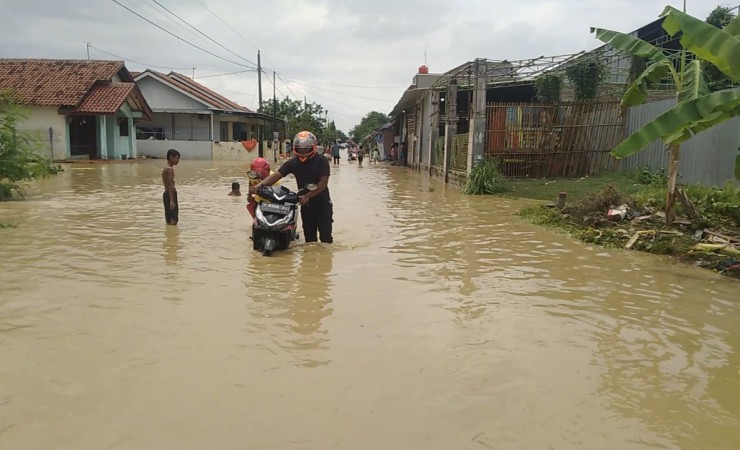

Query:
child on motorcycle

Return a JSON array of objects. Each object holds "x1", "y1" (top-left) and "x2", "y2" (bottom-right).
[{"x1": 247, "y1": 157, "x2": 279, "y2": 218}]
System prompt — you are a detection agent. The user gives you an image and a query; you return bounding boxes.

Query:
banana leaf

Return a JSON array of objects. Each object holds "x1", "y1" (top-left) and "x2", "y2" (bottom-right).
[
  {"x1": 590, "y1": 27, "x2": 670, "y2": 63},
  {"x1": 678, "y1": 60, "x2": 710, "y2": 103},
  {"x1": 661, "y1": 6, "x2": 740, "y2": 82},
  {"x1": 611, "y1": 89, "x2": 740, "y2": 158},
  {"x1": 724, "y1": 15, "x2": 740, "y2": 37},
  {"x1": 623, "y1": 60, "x2": 674, "y2": 106}
]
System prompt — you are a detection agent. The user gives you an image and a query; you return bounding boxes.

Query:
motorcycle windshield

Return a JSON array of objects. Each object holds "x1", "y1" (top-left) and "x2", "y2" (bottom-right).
[{"x1": 258, "y1": 185, "x2": 292, "y2": 203}]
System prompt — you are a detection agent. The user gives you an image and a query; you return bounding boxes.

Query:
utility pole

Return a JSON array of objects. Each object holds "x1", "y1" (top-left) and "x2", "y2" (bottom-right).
[
  {"x1": 85, "y1": 42, "x2": 91, "y2": 60},
  {"x1": 257, "y1": 50, "x2": 263, "y2": 157},
  {"x1": 273, "y1": 71, "x2": 277, "y2": 162}
]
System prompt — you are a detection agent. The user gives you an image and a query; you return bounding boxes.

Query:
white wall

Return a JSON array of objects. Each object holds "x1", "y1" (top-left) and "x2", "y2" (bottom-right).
[
  {"x1": 137, "y1": 139, "x2": 211, "y2": 160},
  {"x1": 174, "y1": 112, "x2": 211, "y2": 141},
  {"x1": 136, "y1": 112, "x2": 212, "y2": 141},
  {"x1": 212, "y1": 141, "x2": 260, "y2": 162},
  {"x1": 15, "y1": 105, "x2": 67, "y2": 159},
  {"x1": 136, "y1": 76, "x2": 208, "y2": 110}
]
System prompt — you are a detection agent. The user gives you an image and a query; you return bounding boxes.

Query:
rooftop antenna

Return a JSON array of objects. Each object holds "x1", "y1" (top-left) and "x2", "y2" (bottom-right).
[{"x1": 84, "y1": 42, "x2": 92, "y2": 60}]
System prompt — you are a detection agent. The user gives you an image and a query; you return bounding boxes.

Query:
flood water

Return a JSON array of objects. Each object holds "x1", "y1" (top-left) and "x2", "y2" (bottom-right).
[{"x1": 1, "y1": 159, "x2": 739, "y2": 450}]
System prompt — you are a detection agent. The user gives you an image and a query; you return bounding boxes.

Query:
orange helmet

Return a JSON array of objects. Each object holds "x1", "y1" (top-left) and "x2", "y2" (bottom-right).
[
  {"x1": 293, "y1": 131, "x2": 317, "y2": 162},
  {"x1": 250, "y1": 157, "x2": 271, "y2": 180}
]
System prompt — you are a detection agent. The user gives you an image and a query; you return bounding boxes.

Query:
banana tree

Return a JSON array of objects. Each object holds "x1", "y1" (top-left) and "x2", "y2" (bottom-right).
[{"x1": 591, "y1": 6, "x2": 740, "y2": 224}]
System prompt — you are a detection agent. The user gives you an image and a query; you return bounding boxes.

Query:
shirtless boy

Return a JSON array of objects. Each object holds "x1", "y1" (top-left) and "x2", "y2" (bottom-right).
[{"x1": 162, "y1": 149, "x2": 180, "y2": 225}]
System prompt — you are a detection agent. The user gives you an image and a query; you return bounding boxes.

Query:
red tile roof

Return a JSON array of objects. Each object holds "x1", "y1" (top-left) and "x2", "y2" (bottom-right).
[
  {"x1": 74, "y1": 82, "x2": 135, "y2": 114},
  {"x1": 138, "y1": 70, "x2": 251, "y2": 113},
  {"x1": 0, "y1": 59, "x2": 124, "y2": 106}
]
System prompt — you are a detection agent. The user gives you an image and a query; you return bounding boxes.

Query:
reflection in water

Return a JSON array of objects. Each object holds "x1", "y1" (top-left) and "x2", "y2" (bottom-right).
[
  {"x1": 246, "y1": 244, "x2": 334, "y2": 367},
  {"x1": 162, "y1": 226, "x2": 181, "y2": 266},
  {"x1": 0, "y1": 161, "x2": 739, "y2": 450}
]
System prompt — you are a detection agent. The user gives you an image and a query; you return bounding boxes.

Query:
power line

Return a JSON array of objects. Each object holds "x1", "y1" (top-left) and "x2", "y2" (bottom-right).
[
  {"x1": 194, "y1": 0, "x2": 261, "y2": 55},
  {"x1": 277, "y1": 75, "x2": 405, "y2": 90},
  {"x1": 187, "y1": 0, "x2": 369, "y2": 122},
  {"x1": 109, "y1": 0, "x2": 254, "y2": 69},
  {"x1": 197, "y1": 68, "x2": 256, "y2": 78},
  {"x1": 89, "y1": 45, "x2": 194, "y2": 71},
  {"x1": 190, "y1": 0, "x2": 379, "y2": 114},
  {"x1": 266, "y1": 71, "x2": 374, "y2": 112},
  {"x1": 147, "y1": 0, "x2": 258, "y2": 68},
  {"x1": 136, "y1": 0, "x2": 209, "y2": 46},
  {"x1": 278, "y1": 78, "x2": 396, "y2": 102},
  {"x1": 262, "y1": 74, "x2": 286, "y2": 99},
  {"x1": 210, "y1": 86, "x2": 256, "y2": 98},
  {"x1": 272, "y1": 71, "x2": 301, "y2": 101}
]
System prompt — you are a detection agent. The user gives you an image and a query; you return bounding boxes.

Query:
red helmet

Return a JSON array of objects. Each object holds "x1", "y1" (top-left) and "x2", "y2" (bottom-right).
[
  {"x1": 250, "y1": 157, "x2": 271, "y2": 180},
  {"x1": 293, "y1": 131, "x2": 317, "y2": 162}
]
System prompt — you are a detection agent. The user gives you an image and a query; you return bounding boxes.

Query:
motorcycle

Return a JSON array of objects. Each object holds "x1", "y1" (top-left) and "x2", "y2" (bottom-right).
[
  {"x1": 348, "y1": 147, "x2": 358, "y2": 161},
  {"x1": 247, "y1": 170, "x2": 317, "y2": 256}
]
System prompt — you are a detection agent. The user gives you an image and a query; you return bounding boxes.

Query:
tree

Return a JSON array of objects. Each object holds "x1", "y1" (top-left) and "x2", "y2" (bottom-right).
[
  {"x1": 321, "y1": 120, "x2": 347, "y2": 144},
  {"x1": 1, "y1": 94, "x2": 62, "y2": 200},
  {"x1": 704, "y1": 5, "x2": 738, "y2": 90},
  {"x1": 535, "y1": 74, "x2": 563, "y2": 104},
  {"x1": 565, "y1": 57, "x2": 607, "y2": 100},
  {"x1": 591, "y1": 5, "x2": 740, "y2": 224},
  {"x1": 259, "y1": 97, "x2": 346, "y2": 144},
  {"x1": 349, "y1": 111, "x2": 389, "y2": 144}
]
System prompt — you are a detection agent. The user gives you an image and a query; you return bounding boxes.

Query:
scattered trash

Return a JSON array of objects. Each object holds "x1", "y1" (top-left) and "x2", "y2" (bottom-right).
[{"x1": 606, "y1": 204, "x2": 629, "y2": 221}]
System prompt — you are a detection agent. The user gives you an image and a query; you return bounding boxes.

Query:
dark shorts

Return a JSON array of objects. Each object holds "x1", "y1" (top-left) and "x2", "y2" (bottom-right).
[{"x1": 163, "y1": 190, "x2": 178, "y2": 224}]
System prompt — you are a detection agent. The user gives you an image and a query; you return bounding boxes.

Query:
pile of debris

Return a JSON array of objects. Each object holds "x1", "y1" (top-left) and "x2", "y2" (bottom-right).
[{"x1": 550, "y1": 185, "x2": 740, "y2": 277}]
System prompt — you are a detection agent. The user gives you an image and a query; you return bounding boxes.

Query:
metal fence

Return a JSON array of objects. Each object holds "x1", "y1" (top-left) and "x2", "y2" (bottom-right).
[
  {"x1": 484, "y1": 101, "x2": 623, "y2": 177},
  {"x1": 450, "y1": 133, "x2": 468, "y2": 171},
  {"x1": 619, "y1": 98, "x2": 740, "y2": 186}
]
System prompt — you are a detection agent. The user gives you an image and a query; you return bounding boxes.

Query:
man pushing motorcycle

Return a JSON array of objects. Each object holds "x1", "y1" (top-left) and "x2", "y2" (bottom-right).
[{"x1": 249, "y1": 131, "x2": 333, "y2": 244}]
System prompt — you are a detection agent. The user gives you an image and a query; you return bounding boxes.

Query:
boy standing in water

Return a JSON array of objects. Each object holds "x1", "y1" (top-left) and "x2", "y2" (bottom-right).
[
  {"x1": 357, "y1": 145, "x2": 365, "y2": 167},
  {"x1": 162, "y1": 149, "x2": 180, "y2": 225}
]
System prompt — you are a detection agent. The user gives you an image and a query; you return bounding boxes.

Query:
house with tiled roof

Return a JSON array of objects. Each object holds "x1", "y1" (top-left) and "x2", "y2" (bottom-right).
[
  {"x1": 133, "y1": 70, "x2": 284, "y2": 161},
  {"x1": 0, "y1": 59, "x2": 153, "y2": 160}
]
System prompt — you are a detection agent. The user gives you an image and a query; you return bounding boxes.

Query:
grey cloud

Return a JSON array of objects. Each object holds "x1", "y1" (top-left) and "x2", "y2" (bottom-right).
[{"x1": 0, "y1": 0, "x2": 724, "y2": 130}]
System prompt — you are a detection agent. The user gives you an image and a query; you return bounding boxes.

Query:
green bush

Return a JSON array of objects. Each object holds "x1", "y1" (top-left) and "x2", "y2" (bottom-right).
[
  {"x1": 1, "y1": 95, "x2": 62, "y2": 200},
  {"x1": 633, "y1": 180, "x2": 740, "y2": 227},
  {"x1": 629, "y1": 166, "x2": 668, "y2": 186},
  {"x1": 461, "y1": 157, "x2": 509, "y2": 195}
]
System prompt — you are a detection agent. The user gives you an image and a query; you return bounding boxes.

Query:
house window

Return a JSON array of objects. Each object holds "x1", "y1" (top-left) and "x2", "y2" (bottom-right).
[
  {"x1": 136, "y1": 127, "x2": 165, "y2": 140},
  {"x1": 119, "y1": 119, "x2": 129, "y2": 137},
  {"x1": 233, "y1": 123, "x2": 248, "y2": 141}
]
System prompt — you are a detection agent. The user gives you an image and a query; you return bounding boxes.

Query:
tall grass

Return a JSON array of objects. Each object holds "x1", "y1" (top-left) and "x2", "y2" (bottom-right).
[{"x1": 461, "y1": 157, "x2": 509, "y2": 195}]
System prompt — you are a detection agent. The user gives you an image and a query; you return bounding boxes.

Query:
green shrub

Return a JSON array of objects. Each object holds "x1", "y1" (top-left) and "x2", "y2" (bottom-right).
[
  {"x1": 461, "y1": 157, "x2": 509, "y2": 195},
  {"x1": 1, "y1": 95, "x2": 63, "y2": 200},
  {"x1": 629, "y1": 166, "x2": 668, "y2": 186}
]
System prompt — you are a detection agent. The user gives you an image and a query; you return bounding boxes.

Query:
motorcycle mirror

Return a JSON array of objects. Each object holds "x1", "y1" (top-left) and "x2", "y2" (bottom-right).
[
  {"x1": 246, "y1": 170, "x2": 259, "y2": 179},
  {"x1": 305, "y1": 183, "x2": 318, "y2": 191}
]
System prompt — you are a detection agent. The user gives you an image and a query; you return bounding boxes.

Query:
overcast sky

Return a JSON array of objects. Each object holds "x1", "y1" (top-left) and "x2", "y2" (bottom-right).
[{"x1": 0, "y1": 0, "x2": 728, "y2": 131}]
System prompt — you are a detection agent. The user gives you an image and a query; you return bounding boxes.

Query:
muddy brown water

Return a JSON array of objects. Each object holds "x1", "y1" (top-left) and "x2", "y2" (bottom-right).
[{"x1": 0, "y1": 160, "x2": 738, "y2": 450}]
